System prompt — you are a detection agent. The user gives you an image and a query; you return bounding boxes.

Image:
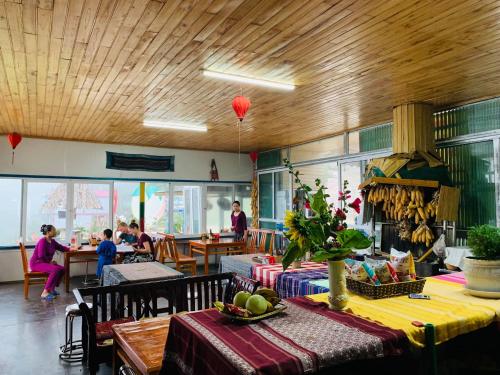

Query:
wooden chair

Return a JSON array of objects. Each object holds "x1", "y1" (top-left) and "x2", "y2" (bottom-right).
[
  {"x1": 247, "y1": 229, "x2": 275, "y2": 255},
  {"x1": 164, "y1": 235, "x2": 197, "y2": 275},
  {"x1": 20, "y1": 243, "x2": 49, "y2": 299},
  {"x1": 224, "y1": 274, "x2": 260, "y2": 303}
]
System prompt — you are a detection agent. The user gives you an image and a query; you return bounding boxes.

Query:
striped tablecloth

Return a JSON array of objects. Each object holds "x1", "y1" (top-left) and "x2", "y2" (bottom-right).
[
  {"x1": 275, "y1": 269, "x2": 328, "y2": 298},
  {"x1": 432, "y1": 271, "x2": 465, "y2": 285},
  {"x1": 163, "y1": 297, "x2": 408, "y2": 374},
  {"x1": 252, "y1": 262, "x2": 328, "y2": 289},
  {"x1": 218, "y1": 254, "x2": 256, "y2": 278}
]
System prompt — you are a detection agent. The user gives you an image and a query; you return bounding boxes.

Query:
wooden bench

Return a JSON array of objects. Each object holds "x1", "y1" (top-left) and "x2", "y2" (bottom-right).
[{"x1": 74, "y1": 272, "x2": 259, "y2": 375}]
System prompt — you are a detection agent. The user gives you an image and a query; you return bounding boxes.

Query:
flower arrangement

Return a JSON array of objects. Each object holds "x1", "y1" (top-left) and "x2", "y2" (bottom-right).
[{"x1": 282, "y1": 159, "x2": 371, "y2": 271}]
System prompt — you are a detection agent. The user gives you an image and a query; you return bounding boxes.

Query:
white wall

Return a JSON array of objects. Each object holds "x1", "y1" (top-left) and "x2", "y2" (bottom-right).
[
  {"x1": 0, "y1": 137, "x2": 252, "y2": 181},
  {"x1": 0, "y1": 138, "x2": 252, "y2": 283}
]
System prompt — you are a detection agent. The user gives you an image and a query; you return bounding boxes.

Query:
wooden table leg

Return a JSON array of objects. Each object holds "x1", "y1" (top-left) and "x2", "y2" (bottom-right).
[
  {"x1": 189, "y1": 243, "x2": 193, "y2": 257},
  {"x1": 204, "y1": 249, "x2": 209, "y2": 275},
  {"x1": 64, "y1": 252, "x2": 70, "y2": 293}
]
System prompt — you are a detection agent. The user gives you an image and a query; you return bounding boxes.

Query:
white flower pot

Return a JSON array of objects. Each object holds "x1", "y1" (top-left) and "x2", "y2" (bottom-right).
[
  {"x1": 328, "y1": 260, "x2": 349, "y2": 310},
  {"x1": 463, "y1": 257, "x2": 500, "y2": 295}
]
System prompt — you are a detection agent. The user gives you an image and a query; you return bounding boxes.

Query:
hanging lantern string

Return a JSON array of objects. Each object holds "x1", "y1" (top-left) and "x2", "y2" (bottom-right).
[{"x1": 11, "y1": 151, "x2": 14, "y2": 165}]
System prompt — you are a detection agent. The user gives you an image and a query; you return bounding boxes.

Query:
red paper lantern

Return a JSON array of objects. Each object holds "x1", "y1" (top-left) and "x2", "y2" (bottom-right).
[
  {"x1": 7, "y1": 133, "x2": 22, "y2": 164},
  {"x1": 249, "y1": 151, "x2": 258, "y2": 163},
  {"x1": 232, "y1": 96, "x2": 251, "y2": 121}
]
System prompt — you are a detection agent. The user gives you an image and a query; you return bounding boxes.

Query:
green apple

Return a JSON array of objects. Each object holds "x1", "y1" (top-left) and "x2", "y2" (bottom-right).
[
  {"x1": 233, "y1": 291, "x2": 251, "y2": 308},
  {"x1": 245, "y1": 295, "x2": 268, "y2": 315}
]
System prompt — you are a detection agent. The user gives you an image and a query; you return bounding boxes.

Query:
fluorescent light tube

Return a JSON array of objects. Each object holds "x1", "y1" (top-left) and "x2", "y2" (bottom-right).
[
  {"x1": 203, "y1": 70, "x2": 295, "y2": 91},
  {"x1": 144, "y1": 120, "x2": 207, "y2": 132}
]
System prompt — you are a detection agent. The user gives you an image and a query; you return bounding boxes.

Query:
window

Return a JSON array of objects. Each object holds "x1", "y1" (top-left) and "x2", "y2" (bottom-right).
[
  {"x1": 173, "y1": 185, "x2": 201, "y2": 235},
  {"x1": 113, "y1": 182, "x2": 140, "y2": 226},
  {"x1": 25, "y1": 182, "x2": 67, "y2": 243},
  {"x1": 145, "y1": 182, "x2": 170, "y2": 234},
  {"x1": 340, "y1": 161, "x2": 364, "y2": 225},
  {"x1": 259, "y1": 173, "x2": 273, "y2": 219},
  {"x1": 290, "y1": 136, "x2": 344, "y2": 163},
  {"x1": 206, "y1": 186, "x2": 233, "y2": 232},
  {"x1": 0, "y1": 179, "x2": 22, "y2": 246},
  {"x1": 73, "y1": 183, "x2": 111, "y2": 240},
  {"x1": 274, "y1": 171, "x2": 291, "y2": 221},
  {"x1": 294, "y1": 162, "x2": 339, "y2": 206}
]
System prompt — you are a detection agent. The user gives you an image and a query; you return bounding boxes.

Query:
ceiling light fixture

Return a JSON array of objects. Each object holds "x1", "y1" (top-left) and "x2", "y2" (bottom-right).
[
  {"x1": 144, "y1": 120, "x2": 207, "y2": 132},
  {"x1": 203, "y1": 70, "x2": 295, "y2": 91}
]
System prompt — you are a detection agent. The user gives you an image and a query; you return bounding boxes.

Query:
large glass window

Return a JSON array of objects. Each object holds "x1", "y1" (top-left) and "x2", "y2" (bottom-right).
[
  {"x1": 173, "y1": 185, "x2": 201, "y2": 235},
  {"x1": 294, "y1": 162, "x2": 339, "y2": 206},
  {"x1": 73, "y1": 183, "x2": 111, "y2": 240},
  {"x1": 145, "y1": 182, "x2": 170, "y2": 234},
  {"x1": 0, "y1": 179, "x2": 22, "y2": 246},
  {"x1": 206, "y1": 186, "x2": 233, "y2": 232},
  {"x1": 259, "y1": 173, "x2": 273, "y2": 219},
  {"x1": 274, "y1": 171, "x2": 291, "y2": 221},
  {"x1": 113, "y1": 182, "x2": 139, "y2": 226},
  {"x1": 340, "y1": 161, "x2": 364, "y2": 225},
  {"x1": 235, "y1": 184, "x2": 252, "y2": 217},
  {"x1": 26, "y1": 182, "x2": 67, "y2": 243}
]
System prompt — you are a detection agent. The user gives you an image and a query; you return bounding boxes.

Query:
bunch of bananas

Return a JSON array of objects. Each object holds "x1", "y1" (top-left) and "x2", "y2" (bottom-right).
[
  {"x1": 411, "y1": 223, "x2": 435, "y2": 247},
  {"x1": 254, "y1": 288, "x2": 281, "y2": 308},
  {"x1": 367, "y1": 184, "x2": 437, "y2": 246}
]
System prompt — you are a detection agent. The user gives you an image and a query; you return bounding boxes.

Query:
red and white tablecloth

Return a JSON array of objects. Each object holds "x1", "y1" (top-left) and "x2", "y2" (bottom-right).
[{"x1": 252, "y1": 262, "x2": 328, "y2": 289}]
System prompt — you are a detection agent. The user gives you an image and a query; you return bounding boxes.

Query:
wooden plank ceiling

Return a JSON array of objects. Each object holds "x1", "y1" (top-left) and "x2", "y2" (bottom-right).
[{"x1": 0, "y1": 0, "x2": 500, "y2": 152}]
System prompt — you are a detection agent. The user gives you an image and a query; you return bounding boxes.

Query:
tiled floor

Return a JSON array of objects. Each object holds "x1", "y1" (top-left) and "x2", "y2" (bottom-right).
[{"x1": 0, "y1": 264, "x2": 219, "y2": 375}]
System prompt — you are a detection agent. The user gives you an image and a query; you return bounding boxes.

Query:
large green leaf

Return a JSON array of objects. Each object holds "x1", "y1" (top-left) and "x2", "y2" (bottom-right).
[
  {"x1": 311, "y1": 188, "x2": 328, "y2": 214},
  {"x1": 336, "y1": 229, "x2": 372, "y2": 249},
  {"x1": 282, "y1": 242, "x2": 306, "y2": 271}
]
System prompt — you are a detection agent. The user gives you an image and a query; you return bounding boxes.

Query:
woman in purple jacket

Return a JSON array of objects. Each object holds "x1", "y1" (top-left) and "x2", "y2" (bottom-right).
[
  {"x1": 230, "y1": 201, "x2": 248, "y2": 242},
  {"x1": 30, "y1": 224, "x2": 70, "y2": 301}
]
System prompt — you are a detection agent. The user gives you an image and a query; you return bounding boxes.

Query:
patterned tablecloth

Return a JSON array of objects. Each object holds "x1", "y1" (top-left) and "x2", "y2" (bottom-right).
[
  {"x1": 163, "y1": 297, "x2": 408, "y2": 375},
  {"x1": 275, "y1": 269, "x2": 329, "y2": 298},
  {"x1": 309, "y1": 275, "x2": 500, "y2": 347},
  {"x1": 102, "y1": 262, "x2": 183, "y2": 286},
  {"x1": 218, "y1": 254, "x2": 256, "y2": 278},
  {"x1": 252, "y1": 262, "x2": 328, "y2": 289}
]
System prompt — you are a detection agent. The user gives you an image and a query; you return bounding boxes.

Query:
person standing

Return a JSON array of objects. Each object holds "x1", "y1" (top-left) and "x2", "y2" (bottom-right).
[
  {"x1": 30, "y1": 224, "x2": 70, "y2": 301},
  {"x1": 231, "y1": 201, "x2": 248, "y2": 242},
  {"x1": 96, "y1": 229, "x2": 117, "y2": 278}
]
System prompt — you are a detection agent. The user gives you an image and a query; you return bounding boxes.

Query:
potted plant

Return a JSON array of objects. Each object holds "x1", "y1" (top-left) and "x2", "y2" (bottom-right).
[
  {"x1": 463, "y1": 225, "x2": 500, "y2": 296},
  {"x1": 282, "y1": 160, "x2": 371, "y2": 310}
]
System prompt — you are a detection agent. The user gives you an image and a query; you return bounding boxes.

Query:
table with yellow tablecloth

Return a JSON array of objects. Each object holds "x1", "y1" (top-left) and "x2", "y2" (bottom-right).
[{"x1": 308, "y1": 277, "x2": 500, "y2": 348}]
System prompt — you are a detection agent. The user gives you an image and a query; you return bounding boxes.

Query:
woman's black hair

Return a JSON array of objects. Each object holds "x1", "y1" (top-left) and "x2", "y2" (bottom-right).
[
  {"x1": 129, "y1": 222, "x2": 139, "y2": 230},
  {"x1": 103, "y1": 229, "x2": 113, "y2": 239},
  {"x1": 40, "y1": 224, "x2": 54, "y2": 235},
  {"x1": 232, "y1": 200, "x2": 241, "y2": 206}
]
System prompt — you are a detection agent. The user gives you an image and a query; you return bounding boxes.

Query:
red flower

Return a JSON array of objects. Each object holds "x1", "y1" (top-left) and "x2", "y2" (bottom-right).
[
  {"x1": 304, "y1": 200, "x2": 311, "y2": 209},
  {"x1": 335, "y1": 208, "x2": 346, "y2": 220},
  {"x1": 336, "y1": 224, "x2": 345, "y2": 232},
  {"x1": 348, "y1": 198, "x2": 362, "y2": 214}
]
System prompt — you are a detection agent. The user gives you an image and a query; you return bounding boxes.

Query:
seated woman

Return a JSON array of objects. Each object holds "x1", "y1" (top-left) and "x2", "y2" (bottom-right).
[
  {"x1": 114, "y1": 221, "x2": 138, "y2": 245},
  {"x1": 122, "y1": 222, "x2": 154, "y2": 263},
  {"x1": 30, "y1": 224, "x2": 70, "y2": 301}
]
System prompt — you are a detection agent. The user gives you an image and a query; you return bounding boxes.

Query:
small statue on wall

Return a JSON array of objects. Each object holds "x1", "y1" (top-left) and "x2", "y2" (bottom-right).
[{"x1": 210, "y1": 159, "x2": 219, "y2": 181}]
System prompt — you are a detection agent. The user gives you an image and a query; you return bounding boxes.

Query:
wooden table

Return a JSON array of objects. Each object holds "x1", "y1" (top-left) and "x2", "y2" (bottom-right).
[
  {"x1": 63, "y1": 245, "x2": 134, "y2": 292},
  {"x1": 112, "y1": 317, "x2": 170, "y2": 375},
  {"x1": 189, "y1": 238, "x2": 246, "y2": 275}
]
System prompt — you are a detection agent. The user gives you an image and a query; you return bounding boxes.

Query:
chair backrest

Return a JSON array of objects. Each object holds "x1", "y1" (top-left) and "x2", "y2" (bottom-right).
[
  {"x1": 224, "y1": 274, "x2": 260, "y2": 303},
  {"x1": 19, "y1": 243, "x2": 29, "y2": 274},
  {"x1": 248, "y1": 229, "x2": 275, "y2": 254},
  {"x1": 164, "y1": 234, "x2": 179, "y2": 262}
]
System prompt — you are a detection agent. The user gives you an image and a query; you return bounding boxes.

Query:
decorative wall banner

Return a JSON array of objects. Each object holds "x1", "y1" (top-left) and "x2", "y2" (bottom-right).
[{"x1": 106, "y1": 151, "x2": 175, "y2": 172}]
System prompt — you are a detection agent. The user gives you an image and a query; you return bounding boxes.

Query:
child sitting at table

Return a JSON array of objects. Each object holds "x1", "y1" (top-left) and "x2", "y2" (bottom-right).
[{"x1": 96, "y1": 229, "x2": 117, "y2": 278}]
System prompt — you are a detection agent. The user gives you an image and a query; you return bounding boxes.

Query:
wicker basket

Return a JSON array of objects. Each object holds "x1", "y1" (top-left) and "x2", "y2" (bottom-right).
[{"x1": 346, "y1": 277, "x2": 426, "y2": 299}]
